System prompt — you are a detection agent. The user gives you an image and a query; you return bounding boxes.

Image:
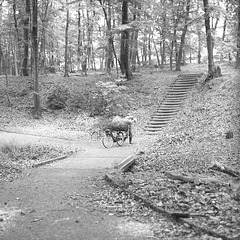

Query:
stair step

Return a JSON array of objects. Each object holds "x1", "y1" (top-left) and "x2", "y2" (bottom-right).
[
  {"x1": 148, "y1": 123, "x2": 169, "y2": 127},
  {"x1": 175, "y1": 82, "x2": 197, "y2": 85},
  {"x1": 178, "y1": 77, "x2": 198, "y2": 79},
  {"x1": 151, "y1": 115, "x2": 174, "y2": 119},
  {"x1": 146, "y1": 124, "x2": 166, "y2": 128},
  {"x1": 168, "y1": 91, "x2": 189, "y2": 93},
  {"x1": 145, "y1": 73, "x2": 199, "y2": 133},
  {"x1": 154, "y1": 108, "x2": 179, "y2": 112},
  {"x1": 157, "y1": 103, "x2": 181, "y2": 107},
  {"x1": 169, "y1": 91, "x2": 189, "y2": 93},
  {"x1": 157, "y1": 105, "x2": 181, "y2": 109},
  {"x1": 150, "y1": 118, "x2": 172, "y2": 122},
  {"x1": 171, "y1": 86, "x2": 192, "y2": 89},
  {"x1": 166, "y1": 95, "x2": 187, "y2": 98},
  {"x1": 147, "y1": 121, "x2": 168, "y2": 126},
  {"x1": 153, "y1": 113, "x2": 177, "y2": 117},
  {"x1": 154, "y1": 110, "x2": 178, "y2": 113},
  {"x1": 174, "y1": 81, "x2": 196, "y2": 83},
  {"x1": 163, "y1": 101, "x2": 182, "y2": 104}
]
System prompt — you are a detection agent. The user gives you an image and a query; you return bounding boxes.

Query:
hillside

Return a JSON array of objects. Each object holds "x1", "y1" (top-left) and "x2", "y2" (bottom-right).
[{"x1": 91, "y1": 64, "x2": 240, "y2": 239}]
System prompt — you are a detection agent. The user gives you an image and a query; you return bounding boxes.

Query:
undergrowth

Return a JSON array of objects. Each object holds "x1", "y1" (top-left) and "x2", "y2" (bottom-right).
[{"x1": 0, "y1": 141, "x2": 72, "y2": 181}]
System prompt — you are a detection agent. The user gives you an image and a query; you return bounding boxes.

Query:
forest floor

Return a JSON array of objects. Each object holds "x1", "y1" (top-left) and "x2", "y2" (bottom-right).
[{"x1": 0, "y1": 63, "x2": 239, "y2": 239}]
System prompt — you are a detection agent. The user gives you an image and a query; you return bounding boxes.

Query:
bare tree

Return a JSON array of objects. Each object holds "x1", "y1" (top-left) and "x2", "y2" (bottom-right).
[
  {"x1": 0, "y1": 44, "x2": 11, "y2": 107},
  {"x1": 32, "y1": 0, "x2": 41, "y2": 118},
  {"x1": 175, "y1": 0, "x2": 191, "y2": 71},
  {"x1": 120, "y1": 0, "x2": 131, "y2": 80},
  {"x1": 203, "y1": 0, "x2": 214, "y2": 75},
  {"x1": 64, "y1": 0, "x2": 69, "y2": 77},
  {"x1": 22, "y1": 0, "x2": 30, "y2": 76},
  {"x1": 235, "y1": 0, "x2": 240, "y2": 68}
]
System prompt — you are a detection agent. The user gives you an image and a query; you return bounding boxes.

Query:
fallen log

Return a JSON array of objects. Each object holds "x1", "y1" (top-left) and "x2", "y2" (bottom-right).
[
  {"x1": 104, "y1": 173, "x2": 232, "y2": 240},
  {"x1": 165, "y1": 172, "x2": 227, "y2": 185},
  {"x1": 209, "y1": 162, "x2": 240, "y2": 178}
]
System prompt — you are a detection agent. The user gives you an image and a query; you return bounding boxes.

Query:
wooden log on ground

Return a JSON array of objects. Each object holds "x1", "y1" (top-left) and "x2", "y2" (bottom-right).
[
  {"x1": 104, "y1": 173, "x2": 232, "y2": 240},
  {"x1": 209, "y1": 162, "x2": 240, "y2": 178},
  {"x1": 165, "y1": 172, "x2": 227, "y2": 185}
]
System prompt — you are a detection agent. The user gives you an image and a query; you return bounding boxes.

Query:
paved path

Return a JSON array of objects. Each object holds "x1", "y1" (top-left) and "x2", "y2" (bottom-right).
[
  {"x1": 0, "y1": 131, "x2": 153, "y2": 240},
  {"x1": 0, "y1": 131, "x2": 137, "y2": 169}
]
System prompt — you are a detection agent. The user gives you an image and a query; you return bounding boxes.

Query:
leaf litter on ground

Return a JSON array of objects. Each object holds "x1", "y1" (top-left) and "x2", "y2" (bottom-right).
[{"x1": 89, "y1": 64, "x2": 240, "y2": 239}]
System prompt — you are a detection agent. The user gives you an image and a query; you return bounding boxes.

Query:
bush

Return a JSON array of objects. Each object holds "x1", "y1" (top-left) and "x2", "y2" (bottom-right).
[
  {"x1": 69, "y1": 81, "x2": 130, "y2": 117},
  {"x1": 46, "y1": 84, "x2": 70, "y2": 109}
]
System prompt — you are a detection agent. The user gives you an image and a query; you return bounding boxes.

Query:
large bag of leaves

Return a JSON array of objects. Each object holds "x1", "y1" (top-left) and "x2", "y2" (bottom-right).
[{"x1": 108, "y1": 115, "x2": 136, "y2": 132}]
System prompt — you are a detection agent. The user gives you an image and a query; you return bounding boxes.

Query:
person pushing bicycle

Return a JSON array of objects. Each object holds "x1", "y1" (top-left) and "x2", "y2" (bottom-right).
[{"x1": 111, "y1": 115, "x2": 136, "y2": 144}]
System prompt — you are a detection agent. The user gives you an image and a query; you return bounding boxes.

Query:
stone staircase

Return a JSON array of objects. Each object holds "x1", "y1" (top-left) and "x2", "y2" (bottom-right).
[{"x1": 145, "y1": 73, "x2": 201, "y2": 134}]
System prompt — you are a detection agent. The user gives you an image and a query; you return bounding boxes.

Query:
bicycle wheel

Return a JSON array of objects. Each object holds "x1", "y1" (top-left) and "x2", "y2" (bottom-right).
[
  {"x1": 102, "y1": 134, "x2": 114, "y2": 148},
  {"x1": 116, "y1": 132, "x2": 124, "y2": 146}
]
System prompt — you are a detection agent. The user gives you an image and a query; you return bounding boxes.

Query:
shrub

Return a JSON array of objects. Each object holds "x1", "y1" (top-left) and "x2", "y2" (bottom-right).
[
  {"x1": 46, "y1": 84, "x2": 70, "y2": 109},
  {"x1": 70, "y1": 81, "x2": 130, "y2": 117}
]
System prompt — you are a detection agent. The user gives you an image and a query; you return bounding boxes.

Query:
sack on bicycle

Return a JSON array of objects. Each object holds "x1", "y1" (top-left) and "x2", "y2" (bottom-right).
[
  {"x1": 109, "y1": 115, "x2": 136, "y2": 144},
  {"x1": 109, "y1": 115, "x2": 135, "y2": 129}
]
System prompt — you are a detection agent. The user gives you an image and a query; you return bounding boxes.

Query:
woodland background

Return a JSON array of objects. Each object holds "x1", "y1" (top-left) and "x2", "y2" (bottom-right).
[
  {"x1": 0, "y1": 1, "x2": 240, "y2": 239},
  {"x1": 0, "y1": 0, "x2": 240, "y2": 119}
]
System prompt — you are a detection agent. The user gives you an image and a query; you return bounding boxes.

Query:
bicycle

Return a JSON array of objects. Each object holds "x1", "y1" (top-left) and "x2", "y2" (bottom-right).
[{"x1": 102, "y1": 128, "x2": 129, "y2": 148}]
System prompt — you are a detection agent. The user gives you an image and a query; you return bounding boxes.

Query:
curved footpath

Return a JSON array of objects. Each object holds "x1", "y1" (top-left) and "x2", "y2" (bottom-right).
[{"x1": 0, "y1": 131, "x2": 153, "y2": 240}]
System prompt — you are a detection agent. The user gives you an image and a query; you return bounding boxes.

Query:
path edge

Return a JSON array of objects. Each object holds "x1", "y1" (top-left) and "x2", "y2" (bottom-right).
[{"x1": 32, "y1": 155, "x2": 68, "y2": 168}]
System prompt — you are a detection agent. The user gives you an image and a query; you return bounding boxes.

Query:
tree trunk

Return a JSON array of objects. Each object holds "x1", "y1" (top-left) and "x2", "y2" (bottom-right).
[
  {"x1": 120, "y1": 0, "x2": 131, "y2": 80},
  {"x1": 170, "y1": 28, "x2": 176, "y2": 70},
  {"x1": 99, "y1": 0, "x2": 120, "y2": 73},
  {"x1": 22, "y1": 0, "x2": 30, "y2": 76},
  {"x1": 161, "y1": 13, "x2": 166, "y2": 68},
  {"x1": 175, "y1": 0, "x2": 190, "y2": 71},
  {"x1": 153, "y1": 40, "x2": 160, "y2": 67},
  {"x1": 197, "y1": 0, "x2": 202, "y2": 64},
  {"x1": 106, "y1": 0, "x2": 113, "y2": 73},
  {"x1": 197, "y1": 28, "x2": 202, "y2": 64},
  {"x1": 0, "y1": 3, "x2": 2, "y2": 75},
  {"x1": 39, "y1": 0, "x2": 50, "y2": 74},
  {"x1": 222, "y1": 0, "x2": 229, "y2": 41},
  {"x1": 142, "y1": 37, "x2": 147, "y2": 63},
  {"x1": 0, "y1": 42, "x2": 11, "y2": 107},
  {"x1": 32, "y1": 0, "x2": 41, "y2": 118},
  {"x1": 203, "y1": 0, "x2": 214, "y2": 74},
  {"x1": 235, "y1": 0, "x2": 240, "y2": 68},
  {"x1": 170, "y1": 0, "x2": 180, "y2": 70},
  {"x1": 130, "y1": 2, "x2": 140, "y2": 72},
  {"x1": 148, "y1": 33, "x2": 152, "y2": 65},
  {"x1": 64, "y1": 1, "x2": 69, "y2": 77},
  {"x1": 77, "y1": 3, "x2": 84, "y2": 71},
  {"x1": 13, "y1": 0, "x2": 20, "y2": 76},
  {"x1": 86, "y1": 9, "x2": 92, "y2": 72}
]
